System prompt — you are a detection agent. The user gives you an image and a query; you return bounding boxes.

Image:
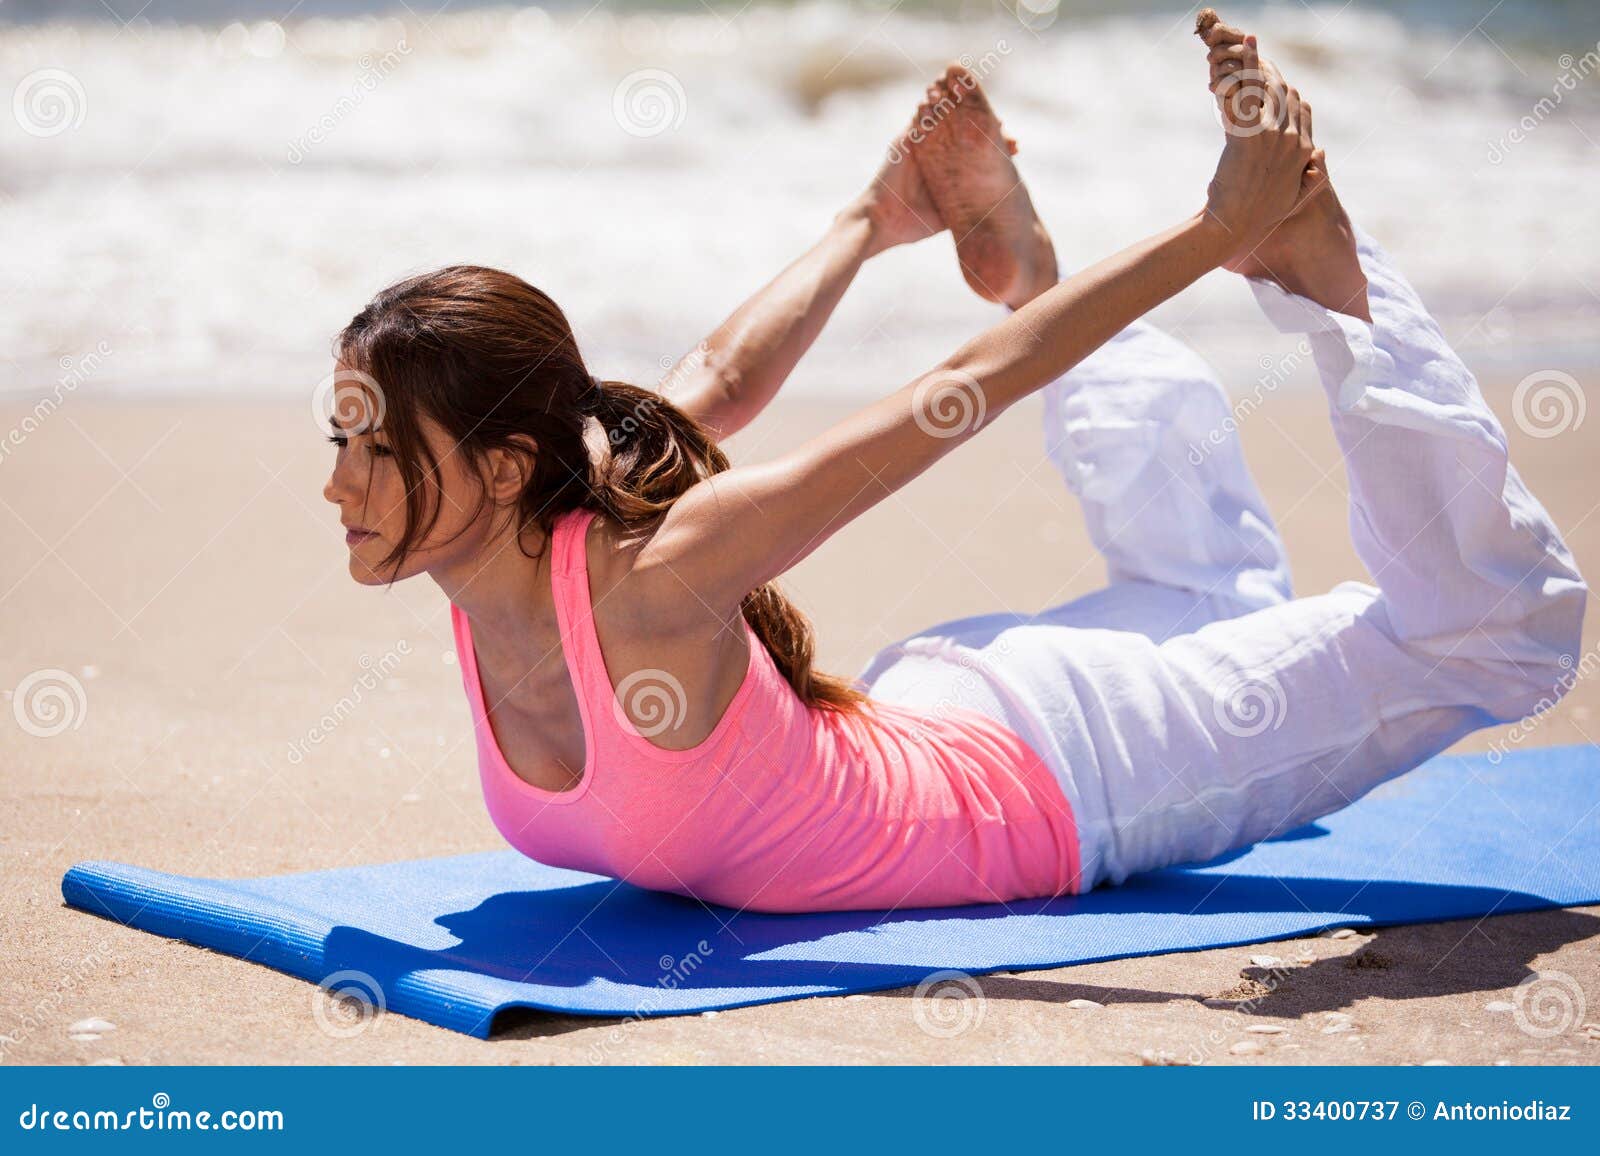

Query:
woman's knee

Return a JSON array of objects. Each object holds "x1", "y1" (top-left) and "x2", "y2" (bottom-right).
[
  {"x1": 1513, "y1": 574, "x2": 1589, "y2": 703},
  {"x1": 1445, "y1": 575, "x2": 1587, "y2": 724}
]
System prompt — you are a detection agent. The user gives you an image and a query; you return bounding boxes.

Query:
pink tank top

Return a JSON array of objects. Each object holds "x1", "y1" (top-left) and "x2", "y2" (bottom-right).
[{"x1": 449, "y1": 507, "x2": 1081, "y2": 912}]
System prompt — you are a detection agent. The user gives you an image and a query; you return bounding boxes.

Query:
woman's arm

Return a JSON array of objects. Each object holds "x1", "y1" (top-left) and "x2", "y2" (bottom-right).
[
  {"x1": 644, "y1": 214, "x2": 1230, "y2": 614},
  {"x1": 663, "y1": 208, "x2": 881, "y2": 441},
  {"x1": 665, "y1": 127, "x2": 943, "y2": 441},
  {"x1": 641, "y1": 69, "x2": 1316, "y2": 620}
]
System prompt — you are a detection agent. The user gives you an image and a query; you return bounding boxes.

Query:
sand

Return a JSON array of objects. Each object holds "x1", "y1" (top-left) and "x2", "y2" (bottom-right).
[{"x1": 3, "y1": 386, "x2": 1598, "y2": 1065}]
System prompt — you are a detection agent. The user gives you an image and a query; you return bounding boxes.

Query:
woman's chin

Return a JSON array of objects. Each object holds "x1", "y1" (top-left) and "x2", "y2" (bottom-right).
[{"x1": 346, "y1": 553, "x2": 393, "y2": 587}]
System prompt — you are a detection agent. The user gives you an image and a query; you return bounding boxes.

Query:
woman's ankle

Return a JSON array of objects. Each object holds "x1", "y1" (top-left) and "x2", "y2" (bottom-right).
[{"x1": 1270, "y1": 195, "x2": 1371, "y2": 322}]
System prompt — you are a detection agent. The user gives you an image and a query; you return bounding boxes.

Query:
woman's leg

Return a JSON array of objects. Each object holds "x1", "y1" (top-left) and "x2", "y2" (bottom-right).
[
  {"x1": 1077, "y1": 224, "x2": 1586, "y2": 885},
  {"x1": 864, "y1": 301, "x2": 1296, "y2": 679},
  {"x1": 859, "y1": 315, "x2": 1286, "y2": 712},
  {"x1": 1035, "y1": 317, "x2": 1294, "y2": 637},
  {"x1": 668, "y1": 118, "x2": 947, "y2": 441},
  {"x1": 860, "y1": 316, "x2": 1299, "y2": 885}
]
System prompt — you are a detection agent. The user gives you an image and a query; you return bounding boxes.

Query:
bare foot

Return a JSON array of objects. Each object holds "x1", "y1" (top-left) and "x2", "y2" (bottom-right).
[
  {"x1": 1196, "y1": 9, "x2": 1370, "y2": 321},
  {"x1": 851, "y1": 121, "x2": 946, "y2": 253},
  {"x1": 908, "y1": 63, "x2": 1057, "y2": 310}
]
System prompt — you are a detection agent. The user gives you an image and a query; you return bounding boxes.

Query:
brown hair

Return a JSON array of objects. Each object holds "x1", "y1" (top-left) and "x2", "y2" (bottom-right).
[{"x1": 335, "y1": 264, "x2": 868, "y2": 716}]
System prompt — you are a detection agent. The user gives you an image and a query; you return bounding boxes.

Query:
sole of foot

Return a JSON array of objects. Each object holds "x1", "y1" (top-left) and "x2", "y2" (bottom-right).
[{"x1": 908, "y1": 63, "x2": 1058, "y2": 310}]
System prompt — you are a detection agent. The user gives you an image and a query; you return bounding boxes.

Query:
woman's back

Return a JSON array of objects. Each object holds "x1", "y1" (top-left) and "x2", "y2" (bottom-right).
[{"x1": 451, "y1": 507, "x2": 1083, "y2": 913}]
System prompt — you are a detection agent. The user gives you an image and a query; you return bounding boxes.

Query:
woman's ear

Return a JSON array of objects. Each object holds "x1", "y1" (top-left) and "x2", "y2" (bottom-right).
[{"x1": 485, "y1": 434, "x2": 539, "y2": 503}]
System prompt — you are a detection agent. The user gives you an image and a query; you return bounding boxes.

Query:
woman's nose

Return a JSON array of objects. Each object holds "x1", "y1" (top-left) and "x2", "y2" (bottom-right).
[{"x1": 323, "y1": 457, "x2": 353, "y2": 506}]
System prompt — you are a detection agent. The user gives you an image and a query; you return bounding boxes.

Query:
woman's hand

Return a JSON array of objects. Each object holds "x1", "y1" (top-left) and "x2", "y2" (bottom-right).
[
  {"x1": 1202, "y1": 35, "x2": 1318, "y2": 263},
  {"x1": 845, "y1": 122, "x2": 947, "y2": 254}
]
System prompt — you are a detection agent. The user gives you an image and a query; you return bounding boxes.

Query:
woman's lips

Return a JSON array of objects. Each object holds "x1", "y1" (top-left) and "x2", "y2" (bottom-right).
[{"x1": 345, "y1": 528, "x2": 377, "y2": 546}]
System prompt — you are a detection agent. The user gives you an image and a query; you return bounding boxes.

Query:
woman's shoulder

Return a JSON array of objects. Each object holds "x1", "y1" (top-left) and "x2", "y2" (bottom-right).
[
  {"x1": 579, "y1": 507, "x2": 765, "y2": 751},
  {"x1": 580, "y1": 508, "x2": 727, "y2": 640}
]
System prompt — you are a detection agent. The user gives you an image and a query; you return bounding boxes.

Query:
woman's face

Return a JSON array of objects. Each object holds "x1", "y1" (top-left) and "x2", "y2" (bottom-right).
[{"x1": 319, "y1": 362, "x2": 493, "y2": 586}]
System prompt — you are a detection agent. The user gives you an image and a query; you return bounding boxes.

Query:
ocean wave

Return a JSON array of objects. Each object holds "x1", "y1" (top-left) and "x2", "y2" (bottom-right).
[{"x1": 3, "y1": 1, "x2": 1598, "y2": 398}]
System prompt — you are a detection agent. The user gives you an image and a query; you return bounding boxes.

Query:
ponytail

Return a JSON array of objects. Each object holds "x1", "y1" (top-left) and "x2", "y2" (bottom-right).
[{"x1": 586, "y1": 379, "x2": 870, "y2": 716}]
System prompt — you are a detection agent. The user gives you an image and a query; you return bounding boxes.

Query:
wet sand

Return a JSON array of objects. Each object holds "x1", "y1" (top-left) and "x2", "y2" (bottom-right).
[{"x1": 3, "y1": 386, "x2": 1597, "y2": 1065}]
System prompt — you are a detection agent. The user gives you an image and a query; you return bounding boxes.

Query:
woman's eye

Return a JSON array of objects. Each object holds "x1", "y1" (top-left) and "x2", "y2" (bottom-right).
[{"x1": 324, "y1": 434, "x2": 389, "y2": 457}]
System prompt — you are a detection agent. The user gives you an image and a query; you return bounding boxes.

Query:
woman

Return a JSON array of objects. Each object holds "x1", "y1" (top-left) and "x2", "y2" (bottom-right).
[{"x1": 322, "y1": 12, "x2": 1584, "y2": 913}]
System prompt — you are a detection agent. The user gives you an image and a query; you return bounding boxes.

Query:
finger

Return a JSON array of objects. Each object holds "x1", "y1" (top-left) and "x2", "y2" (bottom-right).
[
  {"x1": 1283, "y1": 85, "x2": 1301, "y2": 136},
  {"x1": 1208, "y1": 44, "x2": 1246, "y2": 64},
  {"x1": 1245, "y1": 41, "x2": 1274, "y2": 124},
  {"x1": 1248, "y1": 40, "x2": 1289, "y2": 126},
  {"x1": 1300, "y1": 98, "x2": 1314, "y2": 145}
]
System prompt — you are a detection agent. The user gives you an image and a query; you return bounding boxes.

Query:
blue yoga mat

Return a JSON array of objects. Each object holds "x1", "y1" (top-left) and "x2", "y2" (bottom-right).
[{"x1": 62, "y1": 745, "x2": 1600, "y2": 1038}]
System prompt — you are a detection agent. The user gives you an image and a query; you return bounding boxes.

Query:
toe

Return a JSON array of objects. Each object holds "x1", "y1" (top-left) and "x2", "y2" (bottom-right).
[
  {"x1": 1199, "y1": 10, "x2": 1247, "y2": 48},
  {"x1": 948, "y1": 64, "x2": 987, "y2": 108},
  {"x1": 1211, "y1": 24, "x2": 1246, "y2": 48}
]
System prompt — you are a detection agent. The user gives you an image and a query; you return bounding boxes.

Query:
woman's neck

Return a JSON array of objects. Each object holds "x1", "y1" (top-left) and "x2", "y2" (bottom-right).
[{"x1": 430, "y1": 522, "x2": 555, "y2": 647}]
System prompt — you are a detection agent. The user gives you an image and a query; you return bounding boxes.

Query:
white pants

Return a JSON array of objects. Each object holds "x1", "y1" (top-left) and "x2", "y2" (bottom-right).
[{"x1": 858, "y1": 227, "x2": 1587, "y2": 891}]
